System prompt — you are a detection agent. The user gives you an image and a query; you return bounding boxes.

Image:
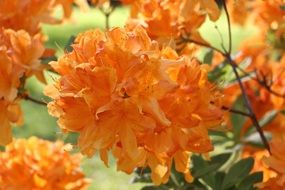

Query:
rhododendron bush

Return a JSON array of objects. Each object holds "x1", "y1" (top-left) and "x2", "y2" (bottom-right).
[{"x1": 0, "y1": 0, "x2": 284, "y2": 189}]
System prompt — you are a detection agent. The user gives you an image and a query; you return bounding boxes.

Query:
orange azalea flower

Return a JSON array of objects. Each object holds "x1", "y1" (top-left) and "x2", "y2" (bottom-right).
[
  {"x1": 0, "y1": 28, "x2": 45, "y2": 145},
  {"x1": 242, "y1": 146, "x2": 276, "y2": 182},
  {"x1": 227, "y1": 0, "x2": 252, "y2": 25},
  {"x1": 181, "y1": 0, "x2": 221, "y2": 22},
  {"x1": 0, "y1": 100, "x2": 22, "y2": 146},
  {"x1": 0, "y1": 0, "x2": 88, "y2": 35},
  {"x1": 259, "y1": 139, "x2": 285, "y2": 190},
  {"x1": 0, "y1": 137, "x2": 90, "y2": 190},
  {"x1": 0, "y1": 29, "x2": 45, "y2": 98},
  {"x1": 252, "y1": 0, "x2": 285, "y2": 33},
  {"x1": 125, "y1": 0, "x2": 220, "y2": 48},
  {"x1": 45, "y1": 26, "x2": 223, "y2": 185}
]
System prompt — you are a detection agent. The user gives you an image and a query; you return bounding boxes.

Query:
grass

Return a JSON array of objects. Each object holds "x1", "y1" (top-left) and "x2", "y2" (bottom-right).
[{"x1": 12, "y1": 6, "x2": 256, "y2": 190}]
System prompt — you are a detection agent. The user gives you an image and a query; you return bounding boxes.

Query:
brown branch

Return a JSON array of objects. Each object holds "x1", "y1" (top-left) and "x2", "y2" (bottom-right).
[
  {"x1": 20, "y1": 93, "x2": 47, "y2": 106},
  {"x1": 210, "y1": 101, "x2": 251, "y2": 117},
  {"x1": 221, "y1": 105, "x2": 251, "y2": 117},
  {"x1": 180, "y1": 37, "x2": 226, "y2": 57},
  {"x1": 236, "y1": 66, "x2": 285, "y2": 98},
  {"x1": 222, "y1": 0, "x2": 271, "y2": 153}
]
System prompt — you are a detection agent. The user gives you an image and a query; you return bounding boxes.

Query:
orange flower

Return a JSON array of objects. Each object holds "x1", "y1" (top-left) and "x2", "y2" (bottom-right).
[
  {"x1": 181, "y1": 0, "x2": 221, "y2": 22},
  {"x1": 0, "y1": 100, "x2": 22, "y2": 146},
  {"x1": 242, "y1": 146, "x2": 276, "y2": 182},
  {"x1": 259, "y1": 139, "x2": 285, "y2": 190},
  {"x1": 0, "y1": 137, "x2": 90, "y2": 190},
  {"x1": 46, "y1": 26, "x2": 223, "y2": 185},
  {"x1": 0, "y1": 0, "x2": 88, "y2": 35},
  {"x1": 0, "y1": 29, "x2": 45, "y2": 99},
  {"x1": 227, "y1": 0, "x2": 252, "y2": 25},
  {"x1": 126, "y1": 0, "x2": 220, "y2": 47},
  {"x1": 252, "y1": 0, "x2": 285, "y2": 33},
  {"x1": 0, "y1": 28, "x2": 45, "y2": 145}
]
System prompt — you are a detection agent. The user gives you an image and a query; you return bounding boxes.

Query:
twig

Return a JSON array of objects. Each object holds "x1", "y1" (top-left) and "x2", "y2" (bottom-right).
[
  {"x1": 221, "y1": 105, "x2": 251, "y2": 117},
  {"x1": 180, "y1": 37, "x2": 226, "y2": 57},
  {"x1": 235, "y1": 66, "x2": 285, "y2": 98},
  {"x1": 210, "y1": 101, "x2": 251, "y2": 117},
  {"x1": 99, "y1": 6, "x2": 115, "y2": 30},
  {"x1": 21, "y1": 94, "x2": 47, "y2": 106},
  {"x1": 222, "y1": 0, "x2": 271, "y2": 153}
]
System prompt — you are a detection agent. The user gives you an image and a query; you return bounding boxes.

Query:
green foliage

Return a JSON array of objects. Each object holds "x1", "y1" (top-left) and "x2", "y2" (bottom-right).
[
  {"x1": 237, "y1": 172, "x2": 263, "y2": 190},
  {"x1": 207, "y1": 60, "x2": 227, "y2": 82},
  {"x1": 132, "y1": 153, "x2": 263, "y2": 190},
  {"x1": 41, "y1": 55, "x2": 57, "y2": 64},
  {"x1": 64, "y1": 35, "x2": 76, "y2": 52},
  {"x1": 221, "y1": 157, "x2": 254, "y2": 189},
  {"x1": 203, "y1": 49, "x2": 214, "y2": 64}
]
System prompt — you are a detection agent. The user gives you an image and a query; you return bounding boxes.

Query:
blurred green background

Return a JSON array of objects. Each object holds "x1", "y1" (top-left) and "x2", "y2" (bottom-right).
[{"x1": 12, "y1": 6, "x2": 256, "y2": 190}]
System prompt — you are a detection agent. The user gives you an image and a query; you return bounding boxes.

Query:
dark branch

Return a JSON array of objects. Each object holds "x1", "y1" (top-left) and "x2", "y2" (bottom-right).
[
  {"x1": 20, "y1": 93, "x2": 47, "y2": 106},
  {"x1": 180, "y1": 36, "x2": 226, "y2": 57},
  {"x1": 236, "y1": 66, "x2": 285, "y2": 98},
  {"x1": 222, "y1": 0, "x2": 271, "y2": 153},
  {"x1": 221, "y1": 105, "x2": 251, "y2": 117},
  {"x1": 210, "y1": 101, "x2": 251, "y2": 117}
]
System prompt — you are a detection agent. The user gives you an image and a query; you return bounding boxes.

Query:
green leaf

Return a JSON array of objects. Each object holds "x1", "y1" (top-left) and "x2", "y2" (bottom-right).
[
  {"x1": 214, "y1": 172, "x2": 226, "y2": 190},
  {"x1": 208, "y1": 61, "x2": 227, "y2": 82},
  {"x1": 192, "y1": 153, "x2": 231, "y2": 178},
  {"x1": 192, "y1": 155, "x2": 208, "y2": 169},
  {"x1": 131, "y1": 174, "x2": 152, "y2": 184},
  {"x1": 194, "y1": 163, "x2": 222, "y2": 178},
  {"x1": 231, "y1": 96, "x2": 247, "y2": 141},
  {"x1": 202, "y1": 174, "x2": 216, "y2": 189},
  {"x1": 210, "y1": 153, "x2": 232, "y2": 165},
  {"x1": 221, "y1": 157, "x2": 254, "y2": 190},
  {"x1": 237, "y1": 172, "x2": 263, "y2": 190},
  {"x1": 131, "y1": 168, "x2": 152, "y2": 184},
  {"x1": 258, "y1": 110, "x2": 277, "y2": 127},
  {"x1": 41, "y1": 55, "x2": 57, "y2": 64},
  {"x1": 0, "y1": 146, "x2": 5, "y2": 152},
  {"x1": 280, "y1": 110, "x2": 285, "y2": 115},
  {"x1": 280, "y1": 5, "x2": 285, "y2": 11},
  {"x1": 203, "y1": 49, "x2": 214, "y2": 64},
  {"x1": 65, "y1": 35, "x2": 76, "y2": 52}
]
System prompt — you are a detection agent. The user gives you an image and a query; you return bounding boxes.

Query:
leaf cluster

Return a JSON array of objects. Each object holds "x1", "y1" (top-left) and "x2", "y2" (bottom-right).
[{"x1": 132, "y1": 153, "x2": 262, "y2": 190}]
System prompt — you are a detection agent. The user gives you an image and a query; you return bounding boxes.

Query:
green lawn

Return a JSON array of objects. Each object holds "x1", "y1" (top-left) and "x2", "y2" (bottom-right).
[{"x1": 13, "y1": 6, "x2": 255, "y2": 190}]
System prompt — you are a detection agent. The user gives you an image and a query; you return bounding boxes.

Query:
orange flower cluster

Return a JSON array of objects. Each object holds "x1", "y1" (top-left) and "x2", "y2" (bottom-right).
[
  {"x1": 0, "y1": 29, "x2": 45, "y2": 145},
  {"x1": 0, "y1": 0, "x2": 88, "y2": 145},
  {"x1": 45, "y1": 26, "x2": 223, "y2": 185},
  {"x1": 0, "y1": 137, "x2": 89, "y2": 190},
  {"x1": 125, "y1": 0, "x2": 220, "y2": 45},
  {"x1": 228, "y1": 0, "x2": 285, "y2": 30},
  {"x1": 259, "y1": 139, "x2": 285, "y2": 190},
  {"x1": 0, "y1": 0, "x2": 88, "y2": 35}
]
